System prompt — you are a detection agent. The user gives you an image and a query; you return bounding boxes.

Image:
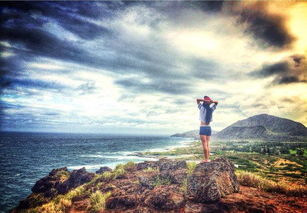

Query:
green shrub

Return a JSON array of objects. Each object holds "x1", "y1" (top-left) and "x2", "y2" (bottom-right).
[
  {"x1": 180, "y1": 178, "x2": 188, "y2": 194},
  {"x1": 113, "y1": 167, "x2": 126, "y2": 179},
  {"x1": 236, "y1": 170, "x2": 307, "y2": 197},
  {"x1": 123, "y1": 161, "x2": 136, "y2": 170},
  {"x1": 187, "y1": 162, "x2": 197, "y2": 175},
  {"x1": 102, "y1": 171, "x2": 115, "y2": 180},
  {"x1": 90, "y1": 191, "x2": 112, "y2": 212},
  {"x1": 55, "y1": 170, "x2": 70, "y2": 182},
  {"x1": 153, "y1": 175, "x2": 172, "y2": 187},
  {"x1": 115, "y1": 164, "x2": 124, "y2": 170}
]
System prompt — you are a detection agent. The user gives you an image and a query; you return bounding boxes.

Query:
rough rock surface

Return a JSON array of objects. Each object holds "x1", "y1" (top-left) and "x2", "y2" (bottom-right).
[
  {"x1": 12, "y1": 157, "x2": 306, "y2": 213},
  {"x1": 187, "y1": 157, "x2": 240, "y2": 203},
  {"x1": 31, "y1": 167, "x2": 69, "y2": 197},
  {"x1": 95, "y1": 166, "x2": 112, "y2": 174},
  {"x1": 15, "y1": 167, "x2": 94, "y2": 210},
  {"x1": 58, "y1": 167, "x2": 95, "y2": 194},
  {"x1": 144, "y1": 185, "x2": 185, "y2": 211}
]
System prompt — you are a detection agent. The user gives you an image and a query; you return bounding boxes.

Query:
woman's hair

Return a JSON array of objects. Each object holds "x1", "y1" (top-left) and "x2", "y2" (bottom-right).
[
  {"x1": 203, "y1": 96, "x2": 213, "y2": 122},
  {"x1": 203, "y1": 102, "x2": 209, "y2": 107},
  {"x1": 203, "y1": 96, "x2": 211, "y2": 106}
]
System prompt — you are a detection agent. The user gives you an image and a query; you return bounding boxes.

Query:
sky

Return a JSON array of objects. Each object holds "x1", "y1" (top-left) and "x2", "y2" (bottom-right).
[{"x1": 0, "y1": 1, "x2": 306, "y2": 135}]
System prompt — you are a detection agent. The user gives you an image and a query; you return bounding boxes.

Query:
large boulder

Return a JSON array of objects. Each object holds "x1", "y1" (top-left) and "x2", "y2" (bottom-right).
[
  {"x1": 136, "y1": 161, "x2": 159, "y2": 170},
  {"x1": 138, "y1": 159, "x2": 188, "y2": 187},
  {"x1": 106, "y1": 195, "x2": 138, "y2": 210},
  {"x1": 159, "y1": 169, "x2": 187, "y2": 185},
  {"x1": 31, "y1": 167, "x2": 69, "y2": 197},
  {"x1": 159, "y1": 159, "x2": 187, "y2": 171},
  {"x1": 136, "y1": 158, "x2": 186, "y2": 171},
  {"x1": 144, "y1": 185, "x2": 185, "y2": 211},
  {"x1": 95, "y1": 166, "x2": 112, "y2": 174},
  {"x1": 58, "y1": 167, "x2": 95, "y2": 194},
  {"x1": 187, "y1": 157, "x2": 240, "y2": 203},
  {"x1": 31, "y1": 167, "x2": 95, "y2": 197},
  {"x1": 16, "y1": 167, "x2": 70, "y2": 210},
  {"x1": 138, "y1": 171, "x2": 159, "y2": 189}
]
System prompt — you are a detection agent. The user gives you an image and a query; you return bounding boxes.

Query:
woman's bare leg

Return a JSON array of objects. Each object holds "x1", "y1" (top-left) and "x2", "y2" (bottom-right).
[
  {"x1": 206, "y1": 136, "x2": 211, "y2": 162},
  {"x1": 200, "y1": 135, "x2": 209, "y2": 162}
]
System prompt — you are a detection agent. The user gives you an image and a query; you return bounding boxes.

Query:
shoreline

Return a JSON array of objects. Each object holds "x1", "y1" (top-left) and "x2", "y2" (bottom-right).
[
  {"x1": 0, "y1": 134, "x2": 195, "y2": 212},
  {"x1": 67, "y1": 137, "x2": 196, "y2": 171},
  {"x1": 130, "y1": 138, "x2": 203, "y2": 163}
]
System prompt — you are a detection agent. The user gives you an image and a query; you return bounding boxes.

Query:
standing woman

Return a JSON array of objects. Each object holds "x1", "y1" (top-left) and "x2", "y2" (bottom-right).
[{"x1": 196, "y1": 96, "x2": 218, "y2": 163}]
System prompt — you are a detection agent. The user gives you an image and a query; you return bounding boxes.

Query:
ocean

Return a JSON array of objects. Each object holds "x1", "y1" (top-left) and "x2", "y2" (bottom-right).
[{"x1": 0, "y1": 131, "x2": 192, "y2": 212}]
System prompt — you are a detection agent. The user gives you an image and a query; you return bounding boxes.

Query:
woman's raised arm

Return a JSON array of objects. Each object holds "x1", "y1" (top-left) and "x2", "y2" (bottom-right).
[{"x1": 196, "y1": 98, "x2": 204, "y2": 104}]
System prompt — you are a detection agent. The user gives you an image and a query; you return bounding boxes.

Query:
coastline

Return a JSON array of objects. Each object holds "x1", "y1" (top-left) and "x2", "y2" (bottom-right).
[
  {"x1": 0, "y1": 134, "x2": 194, "y2": 212},
  {"x1": 132, "y1": 138, "x2": 202, "y2": 162},
  {"x1": 66, "y1": 137, "x2": 196, "y2": 171}
]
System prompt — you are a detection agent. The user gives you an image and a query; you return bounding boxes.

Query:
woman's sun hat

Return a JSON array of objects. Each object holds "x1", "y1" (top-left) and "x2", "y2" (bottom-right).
[{"x1": 203, "y1": 96, "x2": 212, "y2": 102}]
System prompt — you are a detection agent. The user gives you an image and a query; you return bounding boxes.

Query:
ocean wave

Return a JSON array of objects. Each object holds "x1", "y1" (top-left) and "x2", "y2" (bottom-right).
[
  {"x1": 79, "y1": 154, "x2": 157, "y2": 161},
  {"x1": 68, "y1": 164, "x2": 103, "y2": 171}
]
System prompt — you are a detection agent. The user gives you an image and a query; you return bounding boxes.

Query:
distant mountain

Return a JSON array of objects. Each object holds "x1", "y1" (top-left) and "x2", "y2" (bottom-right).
[
  {"x1": 216, "y1": 114, "x2": 307, "y2": 139},
  {"x1": 171, "y1": 114, "x2": 307, "y2": 140},
  {"x1": 171, "y1": 130, "x2": 218, "y2": 139},
  {"x1": 171, "y1": 130, "x2": 199, "y2": 138}
]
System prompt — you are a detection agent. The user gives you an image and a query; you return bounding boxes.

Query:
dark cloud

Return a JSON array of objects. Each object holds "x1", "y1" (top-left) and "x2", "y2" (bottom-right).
[
  {"x1": 255, "y1": 62, "x2": 289, "y2": 77},
  {"x1": 251, "y1": 54, "x2": 307, "y2": 85},
  {"x1": 291, "y1": 55, "x2": 305, "y2": 67},
  {"x1": 0, "y1": 1, "x2": 111, "y2": 39},
  {"x1": 0, "y1": 1, "x2": 190, "y2": 92},
  {"x1": 153, "y1": 1, "x2": 295, "y2": 50},
  {"x1": 0, "y1": 101, "x2": 24, "y2": 110},
  {"x1": 115, "y1": 78, "x2": 191, "y2": 95},
  {"x1": 0, "y1": 103, "x2": 66, "y2": 131},
  {"x1": 10, "y1": 78, "x2": 68, "y2": 91},
  {"x1": 154, "y1": 1, "x2": 295, "y2": 50},
  {"x1": 277, "y1": 76, "x2": 304, "y2": 84},
  {"x1": 233, "y1": 2, "x2": 295, "y2": 49},
  {"x1": 0, "y1": 26, "x2": 93, "y2": 63},
  {"x1": 0, "y1": 57, "x2": 13, "y2": 91},
  {"x1": 189, "y1": 58, "x2": 219, "y2": 79},
  {"x1": 281, "y1": 98, "x2": 295, "y2": 103},
  {"x1": 149, "y1": 0, "x2": 225, "y2": 15},
  {"x1": 0, "y1": 1, "x2": 114, "y2": 98},
  {"x1": 0, "y1": 1, "x2": 303, "y2": 131},
  {"x1": 196, "y1": 1, "x2": 224, "y2": 12}
]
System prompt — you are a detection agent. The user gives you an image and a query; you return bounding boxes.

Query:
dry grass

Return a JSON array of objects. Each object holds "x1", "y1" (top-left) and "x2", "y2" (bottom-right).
[
  {"x1": 187, "y1": 161, "x2": 197, "y2": 175},
  {"x1": 236, "y1": 170, "x2": 307, "y2": 197},
  {"x1": 90, "y1": 190, "x2": 112, "y2": 212},
  {"x1": 26, "y1": 186, "x2": 84, "y2": 213}
]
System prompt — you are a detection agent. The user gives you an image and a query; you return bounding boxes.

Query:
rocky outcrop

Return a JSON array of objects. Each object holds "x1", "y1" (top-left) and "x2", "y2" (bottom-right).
[
  {"x1": 96, "y1": 166, "x2": 112, "y2": 174},
  {"x1": 15, "y1": 167, "x2": 94, "y2": 210},
  {"x1": 14, "y1": 157, "x2": 305, "y2": 213},
  {"x1": 58, "y1": 167, "x2": 95, "y2": 194},
  {"x1": 143, "y1": 185, "x2": 185, "y2": 211},
  {"x1": 187, "y1": 157, "x2": 240, "y2": 203},
  {"x1": 31, "y1": 167, "x2": 70, "y2": 197}
]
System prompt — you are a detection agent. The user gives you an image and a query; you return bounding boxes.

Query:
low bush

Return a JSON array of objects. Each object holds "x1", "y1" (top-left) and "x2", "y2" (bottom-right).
[
  {"x1": 236, "y1": 170, "x2": 307, "y2": 197},
  {"x1": 187, "y1": 161, "x2": 197, "y2": 175},
  {"x1": 90, "y1": 190, "x2": 112, "y2": 212}
]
